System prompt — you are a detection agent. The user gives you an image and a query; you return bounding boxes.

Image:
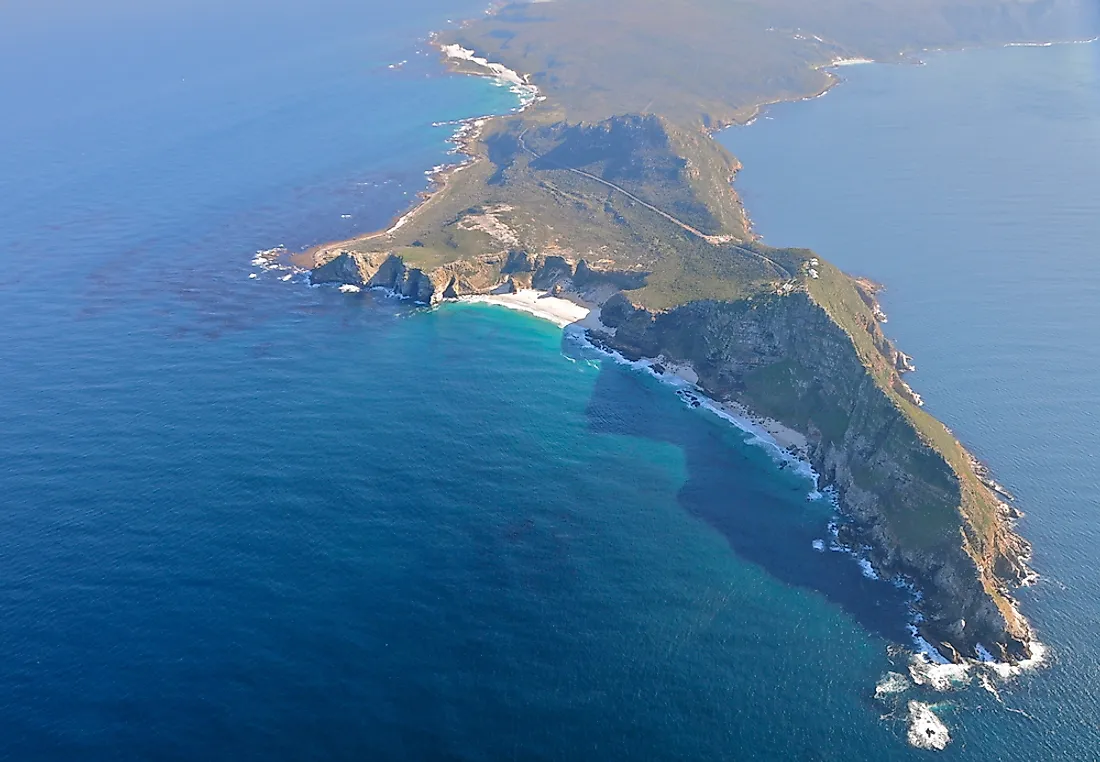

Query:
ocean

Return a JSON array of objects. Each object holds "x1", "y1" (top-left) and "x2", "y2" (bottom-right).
[{"x1": 1, "y1": 1, "x2": 1098, "y2": 758}]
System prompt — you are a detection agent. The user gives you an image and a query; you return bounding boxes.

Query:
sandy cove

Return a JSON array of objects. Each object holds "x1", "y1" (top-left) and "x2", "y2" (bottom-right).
[
  {"x1": 457, "y1": 289, "x2": 598, "y2": 328},
  {"x1": 457, "y1": 289, "x2": 809, "y2": 458}
]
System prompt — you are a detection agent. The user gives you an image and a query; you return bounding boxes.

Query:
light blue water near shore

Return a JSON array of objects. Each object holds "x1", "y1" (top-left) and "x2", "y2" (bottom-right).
[{"x1": 2, "y1": 1, "x2": 1098, "y2": 758}]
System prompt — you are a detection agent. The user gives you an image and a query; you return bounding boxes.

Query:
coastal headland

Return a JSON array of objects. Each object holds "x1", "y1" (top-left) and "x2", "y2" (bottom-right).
[{"x1": 305, "y1": 0, "x2": 1096, "y2": 665}]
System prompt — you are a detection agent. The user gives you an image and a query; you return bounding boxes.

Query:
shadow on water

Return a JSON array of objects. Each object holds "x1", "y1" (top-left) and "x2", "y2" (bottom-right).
[{"x1": 578, "y1": 349, "x2": 913, "y2": 646}]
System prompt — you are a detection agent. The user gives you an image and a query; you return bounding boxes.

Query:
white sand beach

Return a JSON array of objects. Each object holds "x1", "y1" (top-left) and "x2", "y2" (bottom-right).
[{"x1": 458, "y1": 289, "x2": 599, "y2": 328}]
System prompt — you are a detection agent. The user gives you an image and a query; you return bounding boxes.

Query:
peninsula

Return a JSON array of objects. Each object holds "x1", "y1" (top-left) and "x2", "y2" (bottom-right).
[{"x1": 306, "y1": 0, "x2": 1095, "y2": 662}]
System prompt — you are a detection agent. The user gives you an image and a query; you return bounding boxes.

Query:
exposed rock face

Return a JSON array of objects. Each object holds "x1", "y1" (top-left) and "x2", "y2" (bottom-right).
[
  {"x1": 501, "y1": 249, "x2": 534, "y2": 274},
  {"x1": 893, "y1": 350, "x2": 917, "y2": 374},
  {"x1": 574, "y1": 260, "x2": 648, "y2": 291},
  {"x1": 598, "y1": 290, "x2": 1033, "y2": 661},
  {"x1": 310, "y1": 250, "x2": 647, "y2": 303},
  {"x1": 310, "y1": 250, "x2": 503, "y2": 302},
  {"x1": 531, "y1": 255, "x2": 574, "y2": 291}
]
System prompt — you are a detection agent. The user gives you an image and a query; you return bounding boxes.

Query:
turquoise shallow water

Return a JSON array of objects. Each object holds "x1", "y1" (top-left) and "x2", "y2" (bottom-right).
[{"x1": 2, "y1": 1, "x2": 1099, "y2": 758}]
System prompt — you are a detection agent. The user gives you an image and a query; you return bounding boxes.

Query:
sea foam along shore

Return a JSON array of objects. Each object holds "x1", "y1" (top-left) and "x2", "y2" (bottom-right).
[
  {"x1": 297, "y1": 38, "x2": 543, "y2": 270},
  {"x1": 458, "y1": 287, "x2": 1049, "y2": 746},
  {"x1": 741, "y1": 53, "x2": 871, "y2": 128},
  {"x1": 1004, "y1": 35, "x2": 1099, "y2": 47},
  {"x1": 457, "y1": 291, "x2": 815, "y2": 477},
  {"x1": 907, "y1": 701, "x2": 951, "y2": 751},
  {"x1": 437, "y1": 41, "x2": 541, "y2": 108},
  {"x1": 378, "y1": 40, "x2": 540, "y2": 235},
  {"x1": 409, "y1": 34, "x2": 549, "y2": 231}
]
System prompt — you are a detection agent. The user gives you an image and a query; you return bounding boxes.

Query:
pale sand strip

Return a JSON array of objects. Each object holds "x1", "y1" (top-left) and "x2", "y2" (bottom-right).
[{"x1": 457, "y1": 289, "x2": 597, "y2": 328}]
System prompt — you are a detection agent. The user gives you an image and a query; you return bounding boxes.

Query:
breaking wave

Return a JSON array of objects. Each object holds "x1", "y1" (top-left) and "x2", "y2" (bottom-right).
[{"x1": 907, "y1": 701, "x2": 950, "y2": 750}]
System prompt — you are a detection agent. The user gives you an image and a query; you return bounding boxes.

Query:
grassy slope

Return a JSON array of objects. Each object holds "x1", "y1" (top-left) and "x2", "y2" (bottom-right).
[{"x1": 341, "y1": 115, "x2": 783, "y2": 309}]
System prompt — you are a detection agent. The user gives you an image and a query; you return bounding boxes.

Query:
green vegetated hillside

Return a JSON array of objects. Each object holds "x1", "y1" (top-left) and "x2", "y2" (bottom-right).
[
  {"x1": 310, "y1": 0, "x2": 1096, "y2": 659},
  {"x1": 330, "y1": 114, "x2": 795, "y2": 309}
]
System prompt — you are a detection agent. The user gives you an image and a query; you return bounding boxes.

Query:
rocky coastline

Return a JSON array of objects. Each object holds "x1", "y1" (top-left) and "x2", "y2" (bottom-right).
[
  {"x1": 293, "y1": 0, "x2": 1076, "y2": 670},
  {"x1": 308, "y1": 249, "x2": 1036, "y2": 664}
]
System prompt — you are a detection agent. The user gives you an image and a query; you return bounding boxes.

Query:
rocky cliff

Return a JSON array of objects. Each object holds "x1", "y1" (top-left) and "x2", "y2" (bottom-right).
[
  {"x1": 596, "y1": 284, "x2": 1034, "y2": 662},
  {"x1": 310, "y1": 246, "x2": 1034, "y2": 661},
  {"x1": 310, "y1": 249, "x2": 646, "y2": 303}
]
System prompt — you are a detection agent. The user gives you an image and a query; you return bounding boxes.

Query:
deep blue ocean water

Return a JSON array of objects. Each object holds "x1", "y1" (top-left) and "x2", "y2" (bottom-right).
[{"x1": 2, "y1": 1, "x2": 1098, "y2": 758}]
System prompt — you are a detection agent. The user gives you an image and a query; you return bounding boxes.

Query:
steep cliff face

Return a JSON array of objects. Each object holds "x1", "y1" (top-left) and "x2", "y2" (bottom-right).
[
  {"x1": 310, "y1": 250, "x2": 498, "y2": 302},
  {"x1": 309, "y1": 249, "x2": 646, "y2": 303},
  {"x1": 598, "y1": 289, "x2": 1033, "y2": 661}
]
